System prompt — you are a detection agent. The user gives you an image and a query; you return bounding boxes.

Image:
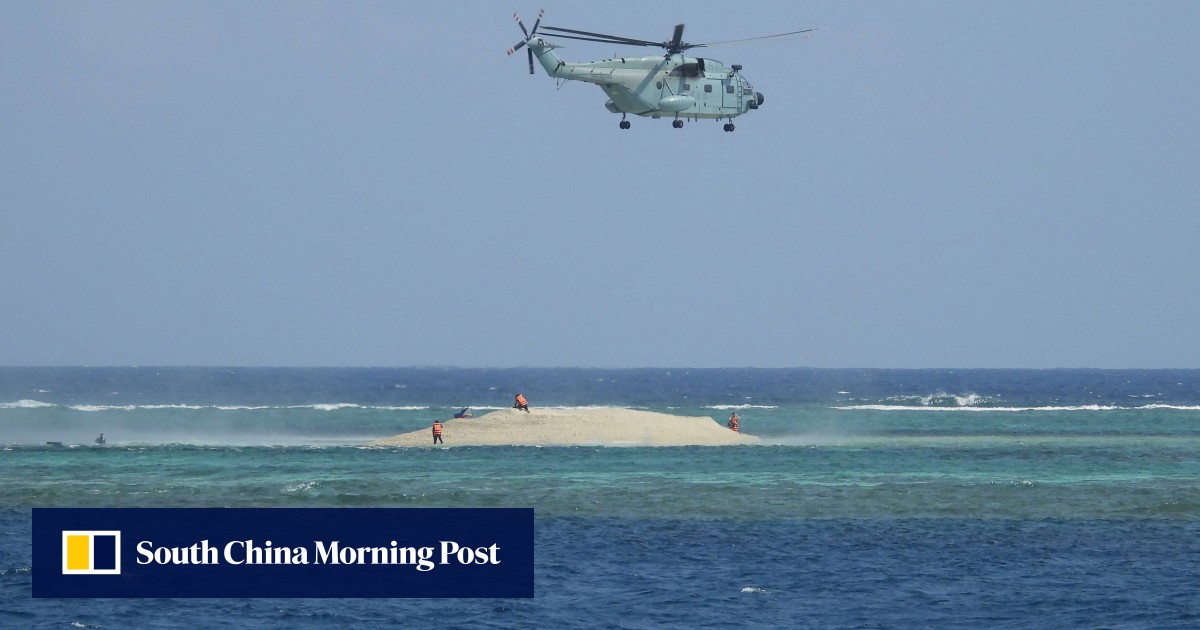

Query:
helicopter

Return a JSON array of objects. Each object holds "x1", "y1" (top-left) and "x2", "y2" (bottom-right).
[{"x1": 507, "y1": 11, "x2": 813, "y2": 131}]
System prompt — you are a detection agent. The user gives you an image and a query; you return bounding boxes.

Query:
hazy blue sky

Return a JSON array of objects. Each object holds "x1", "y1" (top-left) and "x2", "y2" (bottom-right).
[{"x1": 3, "y1": 1, "x2": 1198, "y2": 368}]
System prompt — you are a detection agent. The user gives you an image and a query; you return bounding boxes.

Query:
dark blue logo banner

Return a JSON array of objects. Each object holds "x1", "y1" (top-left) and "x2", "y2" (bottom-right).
[{"x1": 34, "y1": 508, "x2": 534, "y2": 598}]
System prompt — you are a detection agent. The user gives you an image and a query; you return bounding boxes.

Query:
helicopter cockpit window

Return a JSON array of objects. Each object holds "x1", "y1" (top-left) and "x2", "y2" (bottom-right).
[{"x1": 668, "y1": 63, "x2": 701, "y2": 78}]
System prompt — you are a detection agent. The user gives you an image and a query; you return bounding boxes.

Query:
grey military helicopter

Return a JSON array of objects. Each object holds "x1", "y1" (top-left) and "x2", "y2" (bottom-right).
[{"x1": 507, "y1": 11, "x2": 813, "y2": 131}]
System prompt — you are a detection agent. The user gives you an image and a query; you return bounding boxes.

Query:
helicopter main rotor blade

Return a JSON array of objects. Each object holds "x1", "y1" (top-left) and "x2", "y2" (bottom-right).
[
  {"x1": 700, "y1": 28, "x2": 817, "y2": 47},
  {"x1": 540, "y1": 25, "x2": 661, "y2": 48},
  {"x1": 668, "y1": 24, "x2": 685, "y2": 51},
  {"x1": 536, "y1": 32, "x2": 646, "y2": 46}
]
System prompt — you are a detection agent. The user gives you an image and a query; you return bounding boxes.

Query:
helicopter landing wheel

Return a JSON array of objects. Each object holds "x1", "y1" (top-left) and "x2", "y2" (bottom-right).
[
  {"x1": 723, "y1": 123, "x2": 735, "y2": 132},
  {"x1": 672, "y1": 119, "x2": 684, "y2": 129},
  {"x1": 619, "y1": 120, "x2": 631, "y2": 130}
]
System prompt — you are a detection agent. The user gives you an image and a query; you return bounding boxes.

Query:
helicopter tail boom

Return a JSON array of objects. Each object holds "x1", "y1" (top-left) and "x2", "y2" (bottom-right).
[
  {"x1": 527, "y1": 38, "x2": 566, "y2": 77},
  {"x1": 508, "y1": 11, "x2": 570, "y2": 78}
]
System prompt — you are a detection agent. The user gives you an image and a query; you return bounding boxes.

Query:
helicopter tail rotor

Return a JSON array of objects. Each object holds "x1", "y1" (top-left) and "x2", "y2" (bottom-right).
[{"x1": 507, "y1": 10, "x2": 544, "y2": 75}]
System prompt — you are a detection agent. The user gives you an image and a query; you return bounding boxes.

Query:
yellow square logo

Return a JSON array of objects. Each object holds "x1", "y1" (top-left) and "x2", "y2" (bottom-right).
[{"x1": 61, "y1": 531, "x2": 121, "y2": 575}]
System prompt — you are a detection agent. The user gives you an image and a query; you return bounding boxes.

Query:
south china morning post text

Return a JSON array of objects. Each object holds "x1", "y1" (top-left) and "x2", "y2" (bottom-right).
[
  {"x1": 134, "y1": 538, "x2": 500, "y2": 572},
  {"x1": 33, "y1": 508, "x2": 534, "y2": 598}
]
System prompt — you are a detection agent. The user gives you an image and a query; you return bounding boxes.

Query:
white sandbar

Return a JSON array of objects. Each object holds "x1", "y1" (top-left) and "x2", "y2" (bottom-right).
[{"x1": 370, "y1": 407, "x2": 759, "y2": 447}]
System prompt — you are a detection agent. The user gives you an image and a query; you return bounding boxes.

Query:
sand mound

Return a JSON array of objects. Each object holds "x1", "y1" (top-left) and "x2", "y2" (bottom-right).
[{"x1": 370, "y1": 407, "x2": 759, "y2": 447}]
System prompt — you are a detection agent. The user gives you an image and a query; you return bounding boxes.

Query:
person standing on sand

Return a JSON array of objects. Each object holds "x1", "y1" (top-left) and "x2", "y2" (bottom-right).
[
  {"x1": 727, "y1": 412, "x2": 739, "y2": 432},
  {"x1": 432, "y1": 420, "x2": 444, "y2": 444},
  {"x1": 513, "y1": 393, "x2": 530, "y2": 412}
]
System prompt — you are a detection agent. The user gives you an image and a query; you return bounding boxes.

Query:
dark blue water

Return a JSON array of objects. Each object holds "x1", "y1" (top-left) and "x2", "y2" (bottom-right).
[
  {"x1": 3, "y1": 368, "x2": 1200, "y2": 627},
  {"x1": 3, "y1": 514, "x2": 1198, "y2": 629},
  {"x1": 5, "y1": 366, "x2": 1200, "y2": 408}
]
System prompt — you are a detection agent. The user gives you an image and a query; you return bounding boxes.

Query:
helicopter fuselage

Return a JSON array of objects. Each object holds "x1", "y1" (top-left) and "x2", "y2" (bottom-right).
[{"x1": 528, "y1": 38, "x2": 763, "y2": 122}]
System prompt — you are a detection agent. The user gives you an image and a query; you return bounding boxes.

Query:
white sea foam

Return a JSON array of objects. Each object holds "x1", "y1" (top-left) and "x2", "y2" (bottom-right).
[
  {"x1": 299, "y1": 403, "x2": 431, "y2": 412},
  {"x1": 3, "y1": 400, "x2": 635, "y2": 414},
  {"x1": 304, "y1": 403, "x2": 365, "y2": 411},
  {"x1": 31, "y1": 402, "x2": 433, "y2": 412},
  {"x1": 883, "y1": 391, "x2": 996, "y2": 407},
  {"x1": 706, "y1": 404, "x2": 779, "y2": 410},
  {"x1": 70, "y1": 405, "x2": 137, "y2": 412},
  {"x1": 835, "y1": 404, "x2": 1200, "y2": 412},
  {"x1": 0, "y1": 399, "x2": 57, "y2": 409},
  {"x1": 283, "y1": 481, "x2": 318, "y2": 493}
]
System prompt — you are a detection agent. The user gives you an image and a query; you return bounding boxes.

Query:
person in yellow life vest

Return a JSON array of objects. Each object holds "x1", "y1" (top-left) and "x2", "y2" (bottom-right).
[
  {"x1": 727, "y1": 412, "x2": 740, "y2": 432},
  {"x1": 513, "y1": 393, "x2": 530, "y2": 413},
  {"x1": 432, "y1": 420, "x2": 444, "y2": 444}
]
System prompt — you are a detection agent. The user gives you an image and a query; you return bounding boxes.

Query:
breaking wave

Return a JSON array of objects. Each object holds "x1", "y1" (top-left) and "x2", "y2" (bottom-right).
[
  {"x1": 835, "y1": 403, "x2": 1200, "y2": 412},
  {"x1": 0, "y1": 400, "x2": 432, "y2": 412},
  {"x1": 0, "y1": 399, "x2": 56, "y2": 409}
]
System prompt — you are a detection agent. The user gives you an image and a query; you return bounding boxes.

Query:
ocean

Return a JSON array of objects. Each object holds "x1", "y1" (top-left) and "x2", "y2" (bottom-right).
[{"x1": 3, "y1": 367, "x2": 1200, "y2": 628}]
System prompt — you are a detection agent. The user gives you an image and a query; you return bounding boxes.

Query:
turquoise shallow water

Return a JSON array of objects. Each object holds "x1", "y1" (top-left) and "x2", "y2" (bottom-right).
[
  {"x1": 5, "y1": 438, "x2": 1200, "y2": 519},
  {"x1": 3, "y1": 368, "x2": 1200, "y2": 627}
]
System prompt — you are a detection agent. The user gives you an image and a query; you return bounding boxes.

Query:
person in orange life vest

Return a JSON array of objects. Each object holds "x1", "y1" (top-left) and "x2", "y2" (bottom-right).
[
  {"x1": 513, "y1": 393, "x2": 529, "y2": 412},
  {"x1": 432, "y1": 420, "x2": 444, "y2": 444},
  {"x1": 727, "y1": 412, "x2": 739, "y2": 432}
]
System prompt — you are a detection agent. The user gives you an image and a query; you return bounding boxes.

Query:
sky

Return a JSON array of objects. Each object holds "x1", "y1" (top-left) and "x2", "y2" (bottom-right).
[{"x1": 3, "y1": 1, "x2": 1198, "y2": 369}]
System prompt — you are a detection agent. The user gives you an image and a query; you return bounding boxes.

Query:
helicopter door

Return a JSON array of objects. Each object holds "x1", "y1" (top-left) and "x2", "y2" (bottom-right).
[{"x1": 722, "y1": 79, "x2": 742, "y2": 111}]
